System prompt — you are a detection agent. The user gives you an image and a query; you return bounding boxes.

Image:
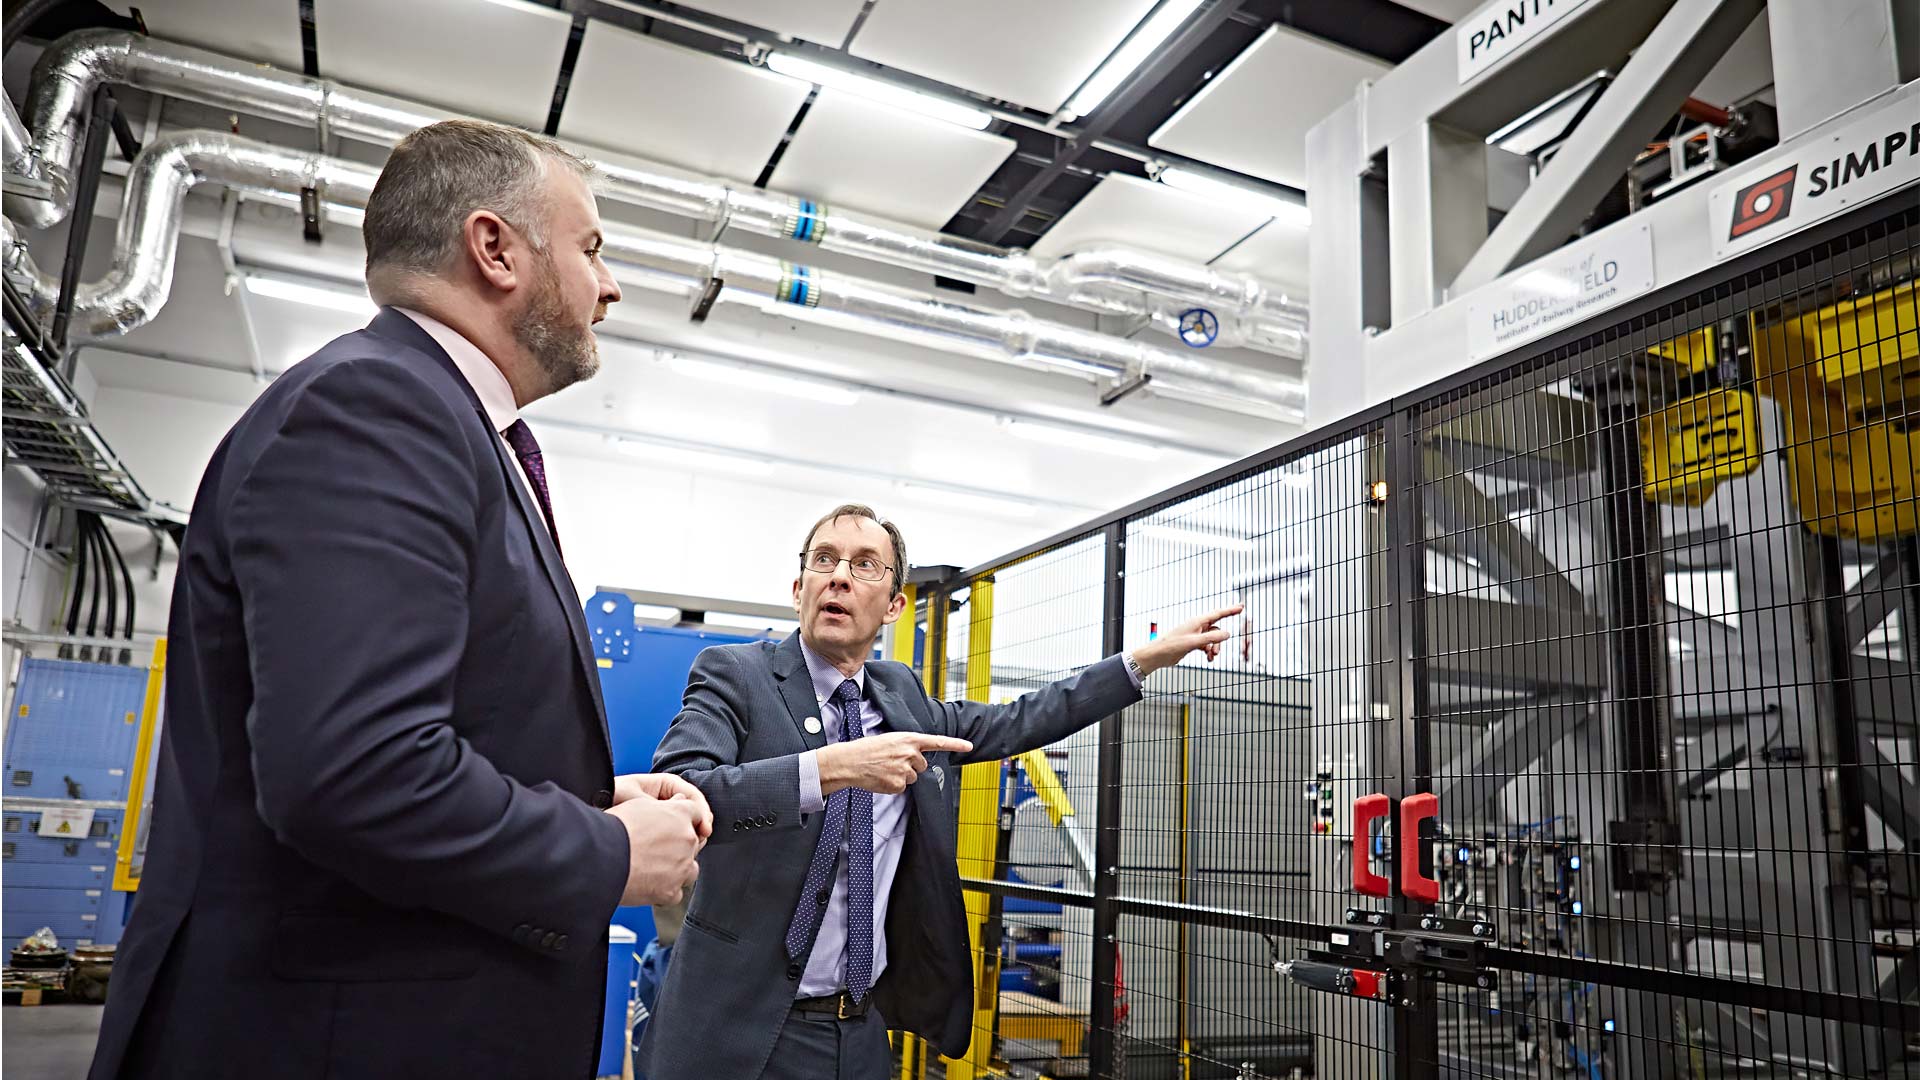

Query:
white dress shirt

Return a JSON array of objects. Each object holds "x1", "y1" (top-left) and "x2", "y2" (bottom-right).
[
  {"x1": 793, "y1": 637, "x2": 910, "y2": 998},
  {"x1": 395, "y1": 308, "x2": 551, "y2": 541}
]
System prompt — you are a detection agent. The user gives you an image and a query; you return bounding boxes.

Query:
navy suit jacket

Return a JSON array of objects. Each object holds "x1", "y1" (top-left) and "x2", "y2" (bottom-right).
[
  {"x1": 89, "y1": 309, "x2": 630, "y2": 1080},
  {"x1": 638, "y1": 634, "x2": 1139, "y2": 1080}
]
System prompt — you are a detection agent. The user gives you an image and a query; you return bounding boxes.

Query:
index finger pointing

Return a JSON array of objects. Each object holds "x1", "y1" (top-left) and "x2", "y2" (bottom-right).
[{"x1": 905, "y1": 734, "x2": 975, "y2": 755}]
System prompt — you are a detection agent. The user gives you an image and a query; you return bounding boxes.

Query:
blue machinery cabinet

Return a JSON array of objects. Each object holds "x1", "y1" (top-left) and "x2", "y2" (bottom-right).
[
  {"x1": 3, "y1": 658, "x2": 149, "y2": 955},
  {"x1": 584, "y1": 591, "x2": 779, "y2": 945}
]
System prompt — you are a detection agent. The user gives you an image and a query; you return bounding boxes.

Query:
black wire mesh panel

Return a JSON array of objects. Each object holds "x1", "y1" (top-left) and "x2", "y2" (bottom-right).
[
  {"x1": 1110, "y1": 427, "x2": 1397, "y2": 1080},
  {"x1": 1407, "y1": 205, "x2": 1918, "y2": 1079},
  {"x1": 942, "y1": 535, "x2": 1110, "y2": 1079}
]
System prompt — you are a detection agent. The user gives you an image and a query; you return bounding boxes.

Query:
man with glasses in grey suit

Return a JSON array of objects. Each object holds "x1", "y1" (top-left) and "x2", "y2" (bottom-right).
[{"x1": 639, "y1": 503, "x2": 1240, "y2": 1080}]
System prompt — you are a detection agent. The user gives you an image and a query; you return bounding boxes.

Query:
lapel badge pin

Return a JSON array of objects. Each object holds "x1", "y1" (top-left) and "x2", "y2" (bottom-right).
[{"x1": 804, "y1": 717, "x2": 822, "y2": 735}]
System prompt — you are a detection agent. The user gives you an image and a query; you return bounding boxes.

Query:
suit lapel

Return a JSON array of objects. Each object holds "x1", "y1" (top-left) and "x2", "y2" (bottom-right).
[
  {"x1": 485, "y1": 428, "x2": 611, "y2": 760},
  {"x1": 772, "y1": 633, "x2": 828, "y2": 752},
  {"x1": 869, "y1": 666, "x2": 948, "y2": 822}
]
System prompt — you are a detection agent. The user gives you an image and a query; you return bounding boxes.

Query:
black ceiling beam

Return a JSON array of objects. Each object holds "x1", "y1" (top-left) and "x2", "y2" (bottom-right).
[{"x1": 966, "y1": 0, "x2": 1247, "y2": 245}]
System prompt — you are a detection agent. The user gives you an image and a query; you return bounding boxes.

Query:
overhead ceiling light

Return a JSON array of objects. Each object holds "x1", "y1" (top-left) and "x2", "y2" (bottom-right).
[
  {"x1": 614, "y1": 437, "x2": 775, "y2": 477},
  {"x1": 1138, "y1": 523, "x2": 1254, "y2": 553},
  {"x1": 1156, "y1": 165, "x2": 1311, "y2": 228},
  {"x1": 243, "y1": 274, "x2": 377, "y2": 317},
  {"x1": 1005, "y1": 419, "x2": 1160, "y2": 460},
  {"x1": 1061, "y1": 0, "x2": 1208, "y2": 120},
  {"x1": 896, "y1": 482, "x2": 1037, "y2": 518},
  {"x1": 765, "y1": 52, "x2": 994, "y2": 131},
  {"x1": 665, "y1": 354, "x2": 860, "y2": 406}
]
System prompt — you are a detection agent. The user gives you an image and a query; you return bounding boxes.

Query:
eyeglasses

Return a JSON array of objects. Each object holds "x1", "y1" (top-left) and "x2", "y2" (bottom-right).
[{"x1": 799, "y1": 548, "x2": 893, "y2": 583}]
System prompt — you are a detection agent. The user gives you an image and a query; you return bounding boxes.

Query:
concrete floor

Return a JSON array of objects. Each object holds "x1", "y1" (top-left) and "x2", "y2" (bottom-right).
[{"x1": 4, "y1": 1004, "x2": 103, "y2": 1079}]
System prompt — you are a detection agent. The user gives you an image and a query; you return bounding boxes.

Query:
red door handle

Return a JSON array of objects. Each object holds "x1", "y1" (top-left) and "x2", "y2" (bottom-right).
[
  {"x1": 1352, "y1": 794, "x2": 1392, "y2": 897},
  {"x1": 1399, "y1": 792, "x2": 1440, "y2": 904}
]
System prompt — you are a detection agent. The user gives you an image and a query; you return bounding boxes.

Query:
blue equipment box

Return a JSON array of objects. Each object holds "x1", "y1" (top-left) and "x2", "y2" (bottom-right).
[{"x1": 5, "y1": 659, "x2": 147, "y2": 802}]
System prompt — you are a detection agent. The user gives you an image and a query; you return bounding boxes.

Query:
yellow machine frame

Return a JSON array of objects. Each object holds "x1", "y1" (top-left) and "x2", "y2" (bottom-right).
[{"x1": 113, "y1": 638, "x2": 166, "y2": 892}]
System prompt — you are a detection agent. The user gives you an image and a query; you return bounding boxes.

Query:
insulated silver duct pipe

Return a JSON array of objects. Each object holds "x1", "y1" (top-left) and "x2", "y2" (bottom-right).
[
  {"x1": 14, "y1": 30, "x2": 1308, "y2": 359},
  {"x1": 28, "y1": 130, "x2": 1307, "y2": 417}
]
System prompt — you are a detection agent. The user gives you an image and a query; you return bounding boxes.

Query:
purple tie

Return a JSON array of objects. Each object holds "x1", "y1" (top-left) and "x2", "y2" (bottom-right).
[
  {"x1": 784, "y1": 679, "x2": 876, "y2": 1000},
  {"x1": 501, "y1": 419, "x2": 560, "y2": 556}
]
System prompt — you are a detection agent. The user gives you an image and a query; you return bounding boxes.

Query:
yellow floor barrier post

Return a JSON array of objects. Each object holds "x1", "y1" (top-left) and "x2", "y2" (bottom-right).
[
  {"x1": 113, "y1": 638, "x2": 166, "y2": 892},
  {"x1": 888, "y1": 584, "x2": 931, "y2": 1080},
  {"x1": 949, "y1": 577, "x2": 1000, "y2": 1080}
]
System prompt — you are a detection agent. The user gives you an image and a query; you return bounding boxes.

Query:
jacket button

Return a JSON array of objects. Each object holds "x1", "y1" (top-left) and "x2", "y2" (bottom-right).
[
  {"x1": 787, "y1": 963, "x2": 801, "y2": 979},
  {"x1": 732, "y1": 821, "x2": 741, "y2": 832},
  {"x1": 541, "y1": 932, "x2": 559, "y2": 949},
  {"x1": 816, "y1": 889, "x2": 830, "y2": 905},
  {"x1": 555, "y1": 934, "x2": 568, "y2": 952},
  {"x1": 592, "y1": 790, "x2": 613, "y2": 809},
  {"x1": 513, "y1": 923, "x2": 530, "y2": 943},
  {"x1": 769, "y1": 812, "x2": 778, "y2": 824}
]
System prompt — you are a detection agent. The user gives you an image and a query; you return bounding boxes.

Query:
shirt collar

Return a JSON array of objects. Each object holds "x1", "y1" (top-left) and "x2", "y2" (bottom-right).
[
  {"x1": 396, "y1": 307, "x2": 520, "y2": 434},
  {"x1": 798, "y1": 634, "x2": 865, "y2": 705}
]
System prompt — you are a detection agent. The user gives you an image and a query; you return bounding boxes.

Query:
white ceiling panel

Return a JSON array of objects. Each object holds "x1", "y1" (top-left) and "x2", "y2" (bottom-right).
[
  {"x1": 560, "y1": 23, "x2": 807, "y2": 183},
  {"x1": 1031, "y1": 174, "x2": 1270, "y2": 261},
  {"x1": 1151, "y1": 24, "x2": 1389, "y2": 190},
  {"x1": 677, "y1": 0, "x2": 868, "y2": 46},
  {"x1": 134, "y1": 0, "x2": 305, "y2": 70},
  {"x1": 849, "y1": 0, "x2": 1158, "y2": 111},
  {"x1": 1210, "y1": 219, "x2": 1311, "y2": 296},
  {"x1": 317, "y1": 0, "x2": 572, "y2": 129},
  {"x1": 768, "y1": 89, "x2": 1014, "y2": 230}
]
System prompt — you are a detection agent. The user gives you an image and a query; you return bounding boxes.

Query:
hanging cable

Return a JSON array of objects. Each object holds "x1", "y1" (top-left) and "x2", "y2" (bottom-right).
[
  {"x1": 61, "y1": 510, "x2": 90, "y2": 657},
  {"x1": 81, "y1": 514, "x2": 107, "y2": 659},
  {"x1": 102, "y1": 518, "x2": 137, "y2": 663}
]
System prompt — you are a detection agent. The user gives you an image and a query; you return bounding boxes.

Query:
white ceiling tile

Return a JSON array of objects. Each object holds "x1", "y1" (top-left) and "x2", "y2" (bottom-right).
[
  {"x1": 134, "y1": 0, "x2": 305, "y2": 70},
  {"x1": 768, "y1": 89, "x2": 1014, "y2": 230},
  {"x1": 1030, "y1": 174, "x2": 1270, "y2": 261},
  {"x1": 675, "y1": 0, "x2": 868, "y2": 46},
  {"x1": 1151, "y1": 24, "x2": 1389, "y2": 190},
  {"x1": 850, "y1": 0, "x2": 1158, "y2": 111},
  {"x1": 1210, "y1": 220, "x2": 1311, "y2": 297},
  {"x1": 560, "y1": 22, "x2": 807, "y2": 183},
  {"x1": 317, "y1": 0, "x2": 572, "y2": 129}
]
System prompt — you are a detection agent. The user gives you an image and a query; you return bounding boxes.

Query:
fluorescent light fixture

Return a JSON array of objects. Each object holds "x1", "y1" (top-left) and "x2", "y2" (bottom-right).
[
  {"x1": 614, "y1": 437, "x2": 774, "y2": 477},
  {"x1": 1005, "y1": 419, "x2": 1160, "y2": 460},
  {"x1": 244, "y1": 274, "x2": 377, "y2": 317},
  {"x1": 1138, "y1": 523, "x2": 1254, "y2": 553},
  {"x1": 1157, "y1": 165, "x2": 1311, "y2": 228},
  {"x1": 896, "y1": 482, "x2": 1037, "y2": 518},
  {"x1": 666, "y1": 354, "x2": 860, "y2": 406},
  {"x1": 1062, "y1": 0, "x2": 1207, "y2": 119},
  {"x1": 765, "y1": 52, "x2": 993, "y2": 131}
]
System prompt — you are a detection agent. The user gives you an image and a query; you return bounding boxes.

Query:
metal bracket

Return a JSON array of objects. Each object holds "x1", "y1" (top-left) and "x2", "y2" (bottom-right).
[
  {"x1": 1098, "y1": 370, "x2": 1151, "y2": 407},
  {"x1": 690, "y1": 276, "x2": 725, "y2": 323}
]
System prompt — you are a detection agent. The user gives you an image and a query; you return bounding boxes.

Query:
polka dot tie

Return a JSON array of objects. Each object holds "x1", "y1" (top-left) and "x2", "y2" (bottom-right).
[
  {"x1": 501, "y1": 419, "x2": 560, "y2": 557},
  {"x1": 782, "y1": 679, "x2": 876, "y2": 1001}
]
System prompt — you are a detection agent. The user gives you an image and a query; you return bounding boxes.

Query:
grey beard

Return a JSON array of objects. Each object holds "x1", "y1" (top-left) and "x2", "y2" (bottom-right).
[{"x1": 512, "y1": 256, "x2": 600, "y2": 396}]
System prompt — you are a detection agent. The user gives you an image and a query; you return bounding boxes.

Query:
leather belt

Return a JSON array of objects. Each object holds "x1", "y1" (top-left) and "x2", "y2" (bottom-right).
[{"x1": 792, "y1": 991, "x2": 868, "y2": 1019}]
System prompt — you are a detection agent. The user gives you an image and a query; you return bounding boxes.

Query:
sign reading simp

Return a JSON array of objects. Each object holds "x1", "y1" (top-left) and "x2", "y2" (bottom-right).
[
  {"x1": 1467, "y1": 222, "x2": 1654, "y2": 362},
  {"x1": 1457, "y1": 0, "x2": 1595, "y2": 84},
  {"x1": 1712, "y1": 83, "x2": 1920, "y2": 260}
]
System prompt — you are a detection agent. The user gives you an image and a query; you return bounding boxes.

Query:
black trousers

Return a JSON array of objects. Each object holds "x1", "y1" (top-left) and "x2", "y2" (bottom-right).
[{"x1": 756, "y1": 1005, "x2": 891, "y2": 1080}]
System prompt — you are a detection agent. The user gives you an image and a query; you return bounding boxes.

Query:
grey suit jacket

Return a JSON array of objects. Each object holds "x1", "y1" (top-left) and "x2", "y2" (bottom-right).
[{"x1": 638, "y1": 632, "x2": 1140, "y2": 1080}]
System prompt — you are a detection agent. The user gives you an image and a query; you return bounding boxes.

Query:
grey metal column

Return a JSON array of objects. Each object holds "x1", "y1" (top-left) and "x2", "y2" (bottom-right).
[
  {"x1": 1591, "y1": 364, "x2": 1682, "y2": 1080},
  {"x1": 1388, "y1": 122, "x2": 1488, "y2": 325},
  {"x1": 1767, "y1": 0, "x2": 1913, "y2": 141},
  {"x1": 1306, "y1": 98, "x2": 1389, "y2": 426},
  {"x1": 1451, "y1": 0, "x2": 1766, "y2": 293}
]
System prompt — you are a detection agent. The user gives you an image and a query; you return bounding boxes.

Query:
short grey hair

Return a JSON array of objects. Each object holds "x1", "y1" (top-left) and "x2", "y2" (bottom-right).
[{"x1": 363, "y1": 119, "x2": 595, "y2": 287}]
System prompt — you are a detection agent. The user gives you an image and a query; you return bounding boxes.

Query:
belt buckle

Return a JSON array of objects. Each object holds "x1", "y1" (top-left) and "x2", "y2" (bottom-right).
[{"x1": 836, "y1": 992, "x2": 854, "y2": 1020}]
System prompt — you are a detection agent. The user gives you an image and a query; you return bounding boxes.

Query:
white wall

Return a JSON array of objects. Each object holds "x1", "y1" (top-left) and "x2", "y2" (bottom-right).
[{"x1": 80, "y1": 372, "x2": 1098, "y2": 623}]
